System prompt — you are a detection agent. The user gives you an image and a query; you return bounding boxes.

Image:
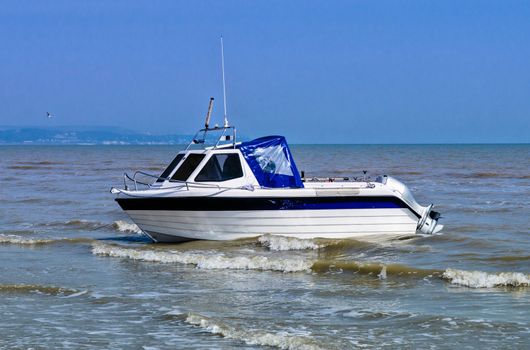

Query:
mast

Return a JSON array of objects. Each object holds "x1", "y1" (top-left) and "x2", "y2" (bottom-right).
[
  {"x1": 204, "y1": 97, "x2": 214, "y2": 129},
  {"x1": 221, "y1": 36, "x2": 228, "y2": 127}
]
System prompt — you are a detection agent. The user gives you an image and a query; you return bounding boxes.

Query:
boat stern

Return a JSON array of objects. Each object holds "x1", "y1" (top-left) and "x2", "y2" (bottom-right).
[
  {"x1": 377, "y1": 175, "x2": 443, "y2": 235},
  {"x1": 417, "y1": 204, "x2": 444, "y2": 234}
]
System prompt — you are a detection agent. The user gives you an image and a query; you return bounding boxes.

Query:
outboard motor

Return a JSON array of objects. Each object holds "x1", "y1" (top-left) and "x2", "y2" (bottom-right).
[
  {"x1": 380, "y1": 176, "x2": 443, "y2": 234},
  {"x1": 416, "y1": 204, "x2": 443, "y2": 234}
]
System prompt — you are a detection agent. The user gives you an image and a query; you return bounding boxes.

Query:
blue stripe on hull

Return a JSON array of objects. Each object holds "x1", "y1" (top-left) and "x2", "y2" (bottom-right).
[
  {"x1": 116, "y1": 196, "x2": 417, "y2": 216},
  {"x1": 284, "y1": 201, "x2": 401, "y2": 210}
]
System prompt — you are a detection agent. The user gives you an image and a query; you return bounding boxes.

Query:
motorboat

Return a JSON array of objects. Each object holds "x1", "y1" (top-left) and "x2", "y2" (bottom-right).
[{"x1": 111, "y1": 99, "x2": 443, "y2": 243}]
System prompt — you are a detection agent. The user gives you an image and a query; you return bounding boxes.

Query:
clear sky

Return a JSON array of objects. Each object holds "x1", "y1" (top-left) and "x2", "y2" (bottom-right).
[{"x1": 1, "y1": 0, "x2": 529, "y2": 143}]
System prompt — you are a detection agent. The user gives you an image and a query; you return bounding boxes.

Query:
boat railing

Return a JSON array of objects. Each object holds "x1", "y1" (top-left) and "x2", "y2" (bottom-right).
[
  {"x1": 186, "y1": 125, "x2": 237, "y2": 151},
  {"x1": 305, "y1": 176, "x2": 351, "y2": 182},
  {"x1": 122, "y1": 171, "x2": 188, "y2": 191},
  {"x1": 122, "y1": 168, "x2": 379, "y2": 191},
  {"x1": 121, "y1": 170, "x2": 250, "y2": 192}
]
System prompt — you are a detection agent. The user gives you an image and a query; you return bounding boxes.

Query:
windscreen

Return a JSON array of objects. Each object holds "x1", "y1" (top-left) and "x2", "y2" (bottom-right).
[
  {"x1": 195, "y1": 154, "x2": 243, "y2": 182},
  {"x1": 156, "y1": 153, "x2": 184, "y2": 182},
  {"x1": 171, "y1": 154, "x2": 205, "y2": 181}
]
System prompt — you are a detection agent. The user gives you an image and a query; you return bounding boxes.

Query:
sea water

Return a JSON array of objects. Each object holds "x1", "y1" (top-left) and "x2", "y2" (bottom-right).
[{"x1": 0, "y1": 144, "x2": 529, "y2": 349}]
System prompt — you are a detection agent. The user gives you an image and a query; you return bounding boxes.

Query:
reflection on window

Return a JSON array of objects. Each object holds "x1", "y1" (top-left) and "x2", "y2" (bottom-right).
[
  {"x1": 157, "y1": 154, "x2": 184, "y2": 182},
  {"x1": 250, "y1": 145, "x2": 293, "y2": 176},
  {"x1": 171, "y1": 154, "x2": 205, "y2": 181},
  {"x1": 195, "y1": 154, "x2": 243, "y2": 182}
]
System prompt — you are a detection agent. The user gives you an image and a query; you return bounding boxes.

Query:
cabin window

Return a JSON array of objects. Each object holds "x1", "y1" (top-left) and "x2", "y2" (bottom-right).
[
  {"x1": 156, "y1": 154, "x2": 184, "y2": 182},
  {"x1": 195, "y1": 153, "x2": 243, "y2": 182},
  {"x1": 171, "y1": 154, "x2": 205, "y2": 181}
]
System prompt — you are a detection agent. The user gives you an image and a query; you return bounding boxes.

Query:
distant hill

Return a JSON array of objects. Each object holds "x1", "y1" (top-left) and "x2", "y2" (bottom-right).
[{"x1": 0, "y1": 126, "x2": 194, "y2": 145}]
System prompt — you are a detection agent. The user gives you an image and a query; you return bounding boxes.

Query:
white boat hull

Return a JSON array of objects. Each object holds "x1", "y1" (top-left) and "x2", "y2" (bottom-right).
[{"x1": 124, "y1": 208, "x2": 420, "y2": 242}]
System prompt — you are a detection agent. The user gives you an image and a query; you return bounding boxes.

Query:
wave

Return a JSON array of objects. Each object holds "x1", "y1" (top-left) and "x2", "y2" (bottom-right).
[
  {"x1": 470, "y1": 172, "x2": 506, "y2": 179},
  {"x1": 14, "y1": 161, "x2": 64, "y2": 165},
  {"x1": 442, "y1": 268, "x2": 530, "y2": 288},
  {"x1": 7, "y1": 165, "x2": 55, "y2": 170},
  {"x1": 0, "y1": 234, "x2": 93, "y2": 246},
  {"x1": 91, "y1": 243, "x2": 312, "y2": 272},
  {"x1": 481, "y1": 255, "x2": 530, "y2": 263},
  {"x1": 446, "y1": 171, "x2": 529, "y2": 179},
  {"x1": 12, "y1": 198, "x2": 46, "y2": 204},
  {"x1": 0, "y1": 284, "x2": 84, "y2": 296},
  {"x1": 258, "y1": 234, "x2": 323, "y2": 251},
  {"x1": 92, "y1": 243, "x2": 421, "y2": 275},
  {"x1": 430, "y1": 234, "x2": 499, "y2": 249},
  {"x1": 0, "y1": 234, "x2": 55, "y2": 245},
  {"x1": 258, "y1": 234, "x2": 379, "y2": 253},
  {"x1": 12, "y1": 198, "x2": 77, "y2": 205},
  {"x1": 44, "y1": 219, "x2": 106, "y2": 230},
  {"x1": 185, "y1": 312, "x2": 324, "y2": 350},
  {"x1": 477, "y1": 172, "x2": 530, "y2": 180},
  {"x1": 256, "y1": 235, "x2": 372, "y2": 252},
  {"x1": 318, "y1": 263, "x2": 530, "y2": 288},
  {"x1": 458, "y1": 207, "x2": 514, "y2": 214},
  {"x1": 312, "y1": 260, "x2": 440, "y2": 277},
  {"x1": 390, "y1": 170, "x2": 423, "y2": 176},
  {"x1": 91, "y1": 242, "x2": 435, "y2": 277},
  {"x1": 0, "y1": 229, "x2": 37, "y2": 235},
  {"x1": 89, "y1": 242, "x2": 432, "y2": 278},
  {"x1": 41, "y1": 219, "x2": 142, "y2": 234},
  {"x1": 112, "y1": 220, "x2": 142, "y2": 234},
  {"x1": 91, "y1": 243, "x2": 530, "y2": 289}
]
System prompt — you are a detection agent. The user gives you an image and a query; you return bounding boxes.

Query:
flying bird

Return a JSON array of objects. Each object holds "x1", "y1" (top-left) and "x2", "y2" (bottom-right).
[{"x1": 46, "y1": 112, "x2": 53, "y2": 118}]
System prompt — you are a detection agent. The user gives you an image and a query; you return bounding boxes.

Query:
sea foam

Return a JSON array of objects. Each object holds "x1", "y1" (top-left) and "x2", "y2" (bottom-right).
[
  {"x1": 91, "y1": 243, "x2": 312, "y2": 272},
  {"x1": 185, "y1": 313, "x2": 323, "y2": 350},
  {"x1": 258, "y1": 234, "x2": 322, "y2": 251},
  {"x1": 112, "y1": 220, "x2": 143, "y2": 234},
  {"x1": 0, "y1": 234, "x2": 93, "y2": 246},
  {"x1": 92, "y1": 242, "x2": 530, "y2": 288},
  {"x1": 443, "y1": 268, "x2": 530, "y2": 288},
  {"x1": 0, "y1": 234, "x2": 55, "y2": 245}
]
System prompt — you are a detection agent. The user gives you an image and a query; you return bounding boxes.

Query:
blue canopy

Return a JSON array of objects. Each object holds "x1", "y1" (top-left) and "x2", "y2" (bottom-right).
[{"x1": 239, "y1": 136, "x2": 304, "y2": 188}]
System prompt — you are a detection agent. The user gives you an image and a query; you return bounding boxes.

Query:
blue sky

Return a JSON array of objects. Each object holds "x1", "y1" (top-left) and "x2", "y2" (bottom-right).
[{"x1": 1, "y1": 0, "x2": 529, "y2": 143}]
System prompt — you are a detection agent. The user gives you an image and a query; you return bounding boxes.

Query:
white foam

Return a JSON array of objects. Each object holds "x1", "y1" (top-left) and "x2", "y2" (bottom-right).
[
  {"x1": 112, "y1": 220, "x2": 142, "y2": 234},
  {"x1": 258, "y1": 234, "x2": 322, "y2": 251},
  {"x1": 91, "y1": 243, "x2": 312, "y2": 272},
  {"x1": 0, "y1": 234, "x2": 54, "y2": 245},
  {"x1": 185, "y1": 313, "x2": 323, "y2": 350},
  {"x1": 443, "y1": 268, "x2": 530, "y2": 288},
  {"x1": 61, "y1": 290, "x2": 89, "y2": 298},
  {"x1": 378, "y1": 265, "x2": 387, "y2": 280}
]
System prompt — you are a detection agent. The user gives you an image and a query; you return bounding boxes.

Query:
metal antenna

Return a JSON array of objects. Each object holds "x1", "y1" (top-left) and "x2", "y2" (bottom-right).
[{"x1": 221, "y1": 36, "x2": 228, "y2": 127}]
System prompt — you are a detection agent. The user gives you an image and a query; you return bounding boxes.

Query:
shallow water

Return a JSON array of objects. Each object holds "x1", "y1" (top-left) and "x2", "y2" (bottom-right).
[{"x1": 0, "y1": 144, "x2": 529, "y2": 349}]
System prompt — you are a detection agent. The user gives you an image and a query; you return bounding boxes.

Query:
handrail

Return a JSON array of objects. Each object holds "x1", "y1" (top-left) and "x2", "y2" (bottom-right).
[
  {"x1": 131, "y1": 171, "x2": 191, "y2": 190},
  {"x1": 122, "y1": 168, "x2": 378, "y2": 194},
  {"x1": 116, "y1": 171, "x2": 256, "y2": 197},
  {"x1": 124, "y1": 172, "x2": 150, "y2": 191},
  {"x1": 186, "y1": 125, "x2": 237, "y2": 151},
  {"x1": 121, "y1": 169, "x2": 244, "y2": 193}
]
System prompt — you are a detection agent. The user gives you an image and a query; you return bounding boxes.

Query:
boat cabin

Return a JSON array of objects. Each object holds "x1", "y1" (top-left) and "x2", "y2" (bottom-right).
[{"x1": 153, "y1": 135, "x2": 304, "y2": 190}]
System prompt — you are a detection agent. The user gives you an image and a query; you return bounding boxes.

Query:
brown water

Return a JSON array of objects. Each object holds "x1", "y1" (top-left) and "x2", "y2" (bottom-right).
[{"x1": 0, "y1": 144, "x2": 529, "y2": 349}]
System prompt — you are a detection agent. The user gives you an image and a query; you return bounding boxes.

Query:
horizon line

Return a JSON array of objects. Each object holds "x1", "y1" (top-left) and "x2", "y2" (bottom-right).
[{"x1": 1, "y1": 142, "x2": 528, "y2": 146}]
